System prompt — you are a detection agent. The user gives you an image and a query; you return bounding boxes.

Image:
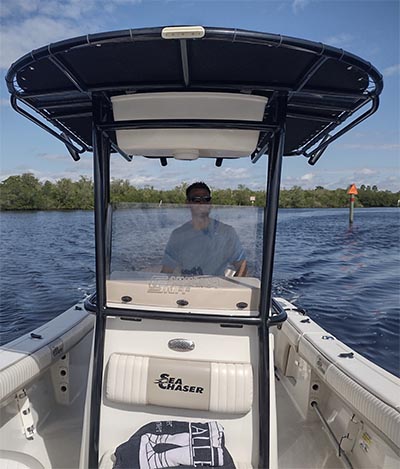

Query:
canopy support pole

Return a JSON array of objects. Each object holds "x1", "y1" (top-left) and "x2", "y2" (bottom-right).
[
  {"x1": 258, "y1": 92, "x2": 287, "y2": 468},
  {"x1": 89, "y1": 93, "x2": 110, "y2": 469}
]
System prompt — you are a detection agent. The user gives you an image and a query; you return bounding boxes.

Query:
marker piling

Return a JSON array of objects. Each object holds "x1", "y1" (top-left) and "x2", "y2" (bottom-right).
[{"x1": 347, "y1": 184, "x2": 358, "y2": 224}]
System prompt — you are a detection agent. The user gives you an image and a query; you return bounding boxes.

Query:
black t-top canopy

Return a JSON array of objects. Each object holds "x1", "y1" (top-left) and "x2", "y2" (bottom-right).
[{"x1": 5, "y1": 26, "x2": 383, "y2": 163}]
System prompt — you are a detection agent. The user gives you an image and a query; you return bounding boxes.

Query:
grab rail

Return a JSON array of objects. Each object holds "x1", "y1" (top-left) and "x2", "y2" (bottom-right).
[
  {"x1": 269, "y1": 298, "x2": 288, "y2": 327},
  {"x1": 85, "y1": 293, "x2": 287, "y2": 327}
]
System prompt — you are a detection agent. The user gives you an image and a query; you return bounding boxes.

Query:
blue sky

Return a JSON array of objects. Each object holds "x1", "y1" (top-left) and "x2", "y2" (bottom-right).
[{"x1": 0, "y1": 0, "x2": 399, "y2": 191}]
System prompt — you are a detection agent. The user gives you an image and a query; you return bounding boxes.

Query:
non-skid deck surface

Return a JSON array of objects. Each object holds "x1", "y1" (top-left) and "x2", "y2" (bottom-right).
[{"x1": 276, "y1": 378, "x2": 343, "y2": 469}]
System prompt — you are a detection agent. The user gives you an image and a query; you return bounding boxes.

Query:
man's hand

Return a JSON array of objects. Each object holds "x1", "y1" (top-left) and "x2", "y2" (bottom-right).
[{"x1": 233, "y1": 259, "x2": 247, "y2": 277}]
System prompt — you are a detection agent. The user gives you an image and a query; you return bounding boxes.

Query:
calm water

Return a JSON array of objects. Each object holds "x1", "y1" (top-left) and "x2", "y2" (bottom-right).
[{"x1": 0, "y1": 208, "x2": 399, "y2": 377}]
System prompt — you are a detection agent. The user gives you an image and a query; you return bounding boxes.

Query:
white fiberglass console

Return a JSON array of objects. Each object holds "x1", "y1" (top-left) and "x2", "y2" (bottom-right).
[{"x1": 106, "y1": 272, "x2": 260, "y2": 315}]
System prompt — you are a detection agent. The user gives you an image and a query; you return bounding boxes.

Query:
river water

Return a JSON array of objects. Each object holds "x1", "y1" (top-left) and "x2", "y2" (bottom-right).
[{"x1": 0, "y1": 207, "x2": 399, "y2": 377}]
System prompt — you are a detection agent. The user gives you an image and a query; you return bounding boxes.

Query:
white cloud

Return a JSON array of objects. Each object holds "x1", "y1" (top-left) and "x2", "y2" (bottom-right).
[
  {"x1": 0, "y1": 16, "x2": 88, "y2": 69},
  {"x1": 292, "y1": 0, "x2": 310, "y2": 14},
  {"x1": 324, "y1": 33, "x2": 354, "y2": 48},
  {"x1": 0, "y1": 0, "x2": 129, "y2": 70},
  {"x1": 221, "y1": 167, "x2": 250, "y2": 179},
  {"x1": 0, "y1": 0, "x2": 40, "y2": 18},
  {"x1": 38, "y1": 152, "x2": 73, "y2": 161},
  {"x1": 340, "y1": 143, "x2": 400, "y2": 151},
  {"x1": 2, "y1": 160, "x2": 398, "y2": 192},
  {"x1": 301, "y1": 172, "x2": 314, "y2": 181},
  {"x1": 37, "y1": 0, "x2": 97, "y2": 20},
  {"x1": 0, "y1": 0, "x2": 146, "y2": 70},
  {"x1": 358, "y1": 168, "x2": 376, "y2": 176},
  {"x1": 281, "y1": 165, "x2": 400, "y2": 192},
  {"x1": 0, "y1": 0, "x2": 140, "y2": 19},
  {"x1": 383, "y1": 64, "x2": 400, "y2": 77}
]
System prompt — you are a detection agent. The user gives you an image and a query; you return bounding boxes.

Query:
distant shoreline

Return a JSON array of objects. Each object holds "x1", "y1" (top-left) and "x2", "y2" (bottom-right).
[
  {"x1": 1, "y1": 173, "x2": 399, "y2": 210},
  {"x1": 1, "y1": 207, "x2": 399, "y2": 213}
]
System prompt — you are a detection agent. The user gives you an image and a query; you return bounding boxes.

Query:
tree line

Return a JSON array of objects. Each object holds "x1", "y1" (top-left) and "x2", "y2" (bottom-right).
[{"x1": 0, "y1": 173, "x2": 398, "y2": 211}]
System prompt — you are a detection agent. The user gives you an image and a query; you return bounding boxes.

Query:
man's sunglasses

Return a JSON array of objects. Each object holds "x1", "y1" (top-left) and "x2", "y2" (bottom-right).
[{"x1": 188, "y1": 196, "x2": 212, "y2": 203}]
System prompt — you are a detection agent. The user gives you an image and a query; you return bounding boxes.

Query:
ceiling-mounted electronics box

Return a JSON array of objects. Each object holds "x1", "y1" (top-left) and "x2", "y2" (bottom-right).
[{"x1": 111, "y1": 92, "x2": 268, "y2": 160}]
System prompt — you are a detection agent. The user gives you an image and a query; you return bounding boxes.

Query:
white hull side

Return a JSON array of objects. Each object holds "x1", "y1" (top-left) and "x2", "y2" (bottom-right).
[
  {"x1": 0, "y1": 304, "x2": 94, "y2": 468},
  {"x1": 273, "y1": 298, "x2": 400, "y2": 469}
]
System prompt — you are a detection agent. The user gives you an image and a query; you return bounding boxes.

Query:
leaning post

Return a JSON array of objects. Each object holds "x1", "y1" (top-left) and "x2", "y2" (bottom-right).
[{"x1": 347, "y1": 184, "x2": 358, "y2": 224}]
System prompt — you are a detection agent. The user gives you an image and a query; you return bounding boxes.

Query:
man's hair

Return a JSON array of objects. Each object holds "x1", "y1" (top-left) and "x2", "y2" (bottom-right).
[{"x1": 186, "y1": 182, "x2": 211, "y2": 200}]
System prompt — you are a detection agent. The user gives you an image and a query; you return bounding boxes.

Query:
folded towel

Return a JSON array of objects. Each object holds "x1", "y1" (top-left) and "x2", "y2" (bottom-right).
[{"x1": 113, "y1": 421, "x2": 236, "y2": 469}]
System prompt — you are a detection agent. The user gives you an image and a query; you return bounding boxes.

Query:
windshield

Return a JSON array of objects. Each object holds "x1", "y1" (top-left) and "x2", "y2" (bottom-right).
[{"x1": 107, "y1": 202, "x2": 263, "y2": 314}]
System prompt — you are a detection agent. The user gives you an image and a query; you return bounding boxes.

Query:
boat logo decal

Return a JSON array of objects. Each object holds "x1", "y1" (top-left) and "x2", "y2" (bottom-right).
[
  {"x1": 49, "y1": 339, "x2": 64, "y2": 358},
  {"x1": 168, "y1": 338, "x2": 195, "y2": 352},
  {"x1": 154, "y1": 373, "x2": 204, "y2": 394},
  {"x1": 148, "y1": 275, "x2": 219, "y2": 294}
]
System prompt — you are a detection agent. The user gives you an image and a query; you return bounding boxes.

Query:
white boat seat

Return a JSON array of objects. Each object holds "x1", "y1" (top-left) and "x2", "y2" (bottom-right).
[
  {"x1": 0, "y1": 451, "x2": 44, "y2": 469},
  {"x1": 105, "y1": 353, "x2": 253, "y2": 414}
]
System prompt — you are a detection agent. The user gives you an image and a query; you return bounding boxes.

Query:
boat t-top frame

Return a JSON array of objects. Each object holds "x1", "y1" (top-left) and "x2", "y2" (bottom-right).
[{"x1": 6, "y1": 26, "x2": 383, "y2": 468}]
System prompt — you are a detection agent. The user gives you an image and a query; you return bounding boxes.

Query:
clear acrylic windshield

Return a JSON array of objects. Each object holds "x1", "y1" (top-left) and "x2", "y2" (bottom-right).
[{"x1": 107, "y1": 202, "x2": 263, "y2": 314}]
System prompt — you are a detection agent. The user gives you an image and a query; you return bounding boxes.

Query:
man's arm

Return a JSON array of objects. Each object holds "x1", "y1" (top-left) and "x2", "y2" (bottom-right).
[
  {"x1": 233, "y1": 259, "x2": 247, "y2": 277},
  {"x1": 227, "y1": 225, "x2": 247, "y2": 277}
]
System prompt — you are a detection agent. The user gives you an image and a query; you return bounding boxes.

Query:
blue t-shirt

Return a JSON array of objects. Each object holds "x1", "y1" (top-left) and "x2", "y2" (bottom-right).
[{"x1": 162, "y1": 218, "x2": 245, "y2": 276}]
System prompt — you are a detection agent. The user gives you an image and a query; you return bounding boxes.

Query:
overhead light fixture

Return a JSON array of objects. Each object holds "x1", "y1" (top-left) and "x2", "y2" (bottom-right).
[{"x1": 161, "y1": 26, "x2": 205, "y2": 40}]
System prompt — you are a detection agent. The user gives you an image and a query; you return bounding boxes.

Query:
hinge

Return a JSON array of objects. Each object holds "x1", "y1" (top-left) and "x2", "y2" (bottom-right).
[{"x1": 16, "y1": 389, "x2": 35, "y2": 440}]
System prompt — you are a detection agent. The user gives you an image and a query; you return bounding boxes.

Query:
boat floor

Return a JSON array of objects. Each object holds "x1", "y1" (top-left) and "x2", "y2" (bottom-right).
[
  {"x1": 2, "y1": 378, "x2": 343, "y2": 469},
  {"x1": 276, "y1": 376, "x2": 344, "y2": 469},
  {"x1": 41, "y1": 389, "x2": 343, "y2": 469}
]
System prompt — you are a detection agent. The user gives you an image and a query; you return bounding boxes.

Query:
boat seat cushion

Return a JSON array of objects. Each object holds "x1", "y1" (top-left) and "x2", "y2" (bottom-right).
[{"x1": 106, "y1": 353, "x2": 253, "y2": 414}]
